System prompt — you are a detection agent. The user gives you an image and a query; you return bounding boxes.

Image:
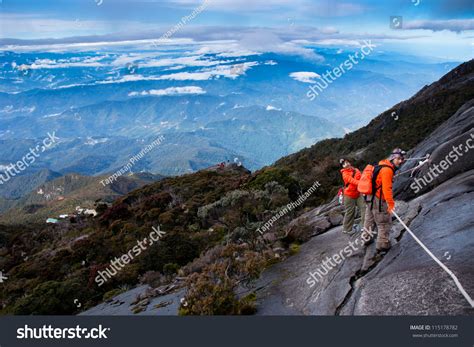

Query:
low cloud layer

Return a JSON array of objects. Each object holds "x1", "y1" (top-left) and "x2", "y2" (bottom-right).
[
  {"x1": 128, "y1": 86, "x2": 206, "y2": 97},
  {"x1": 289, "y1": 72, "x2": 321, "y2": 84},
  {"x1": 403, "y1": 19, "x2": 474, "y2": 33}
]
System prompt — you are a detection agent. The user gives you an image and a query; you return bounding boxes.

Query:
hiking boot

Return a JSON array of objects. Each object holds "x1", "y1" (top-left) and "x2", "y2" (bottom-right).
[
  {"x1": 372, "y1": 250, "x2": 388, "y2": 262},
  {"x1": 342, "y1": 229, "x2": 354, "y2": 235},
  {"x1": 363, "y1": 237, "x2": 374, "y2": 246},
  {"x1": 361, "y1": 230, "x2": 375, "y2": 245},
  {"x1": 373, "y1": 246, "x2": 390, "y2": 260},
  {"x1": 376, "y1": 241, "x2": 391, "y2": 253}
]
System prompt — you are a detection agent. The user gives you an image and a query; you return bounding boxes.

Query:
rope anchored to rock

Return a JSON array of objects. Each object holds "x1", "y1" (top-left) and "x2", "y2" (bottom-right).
[
  {"x1": 392, "y1": 210, "x2": 474, "y2": 308},
  {"x1": 395, "y1": 154, "x2": 430, "y2": 177}
]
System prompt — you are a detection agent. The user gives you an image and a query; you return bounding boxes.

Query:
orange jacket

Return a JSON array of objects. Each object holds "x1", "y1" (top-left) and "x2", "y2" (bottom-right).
[
  {"x1": 375, "y1": 159, "x2": 395, "y2": 212},
  {"x1": 340, "y1": 167, "x2": 361, "y2": 199}
]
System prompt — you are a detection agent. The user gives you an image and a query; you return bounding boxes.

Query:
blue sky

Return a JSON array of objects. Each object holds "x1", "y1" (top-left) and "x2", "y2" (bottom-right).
[{"x1": 0, "y1": 0, "x2": 473, "y2": 60}]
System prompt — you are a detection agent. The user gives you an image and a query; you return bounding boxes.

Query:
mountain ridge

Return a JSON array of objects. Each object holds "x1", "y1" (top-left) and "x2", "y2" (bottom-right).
[{"x1": 0, "y1": 60, "x2": 473, "y2": 315}]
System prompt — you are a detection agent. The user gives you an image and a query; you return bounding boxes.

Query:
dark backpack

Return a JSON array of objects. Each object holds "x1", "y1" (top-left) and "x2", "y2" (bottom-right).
[{"x1": 366, "y1": 164, "x2": 395, "y2": 211}]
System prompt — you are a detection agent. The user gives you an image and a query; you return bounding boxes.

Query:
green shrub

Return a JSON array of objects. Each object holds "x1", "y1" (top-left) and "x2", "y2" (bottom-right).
[
  {"x1": 238, "y1": 292, "x2": 257, "y2": 315},
  {"x1": 247, "y1": 168, "x2": 300, "y2": 198},
  {"x1": 289, "y1": 243, "x2": 300, "y2": 256},
  {"x1": 163, "y1": 263, "x2": 180, "y2": 276},
  {"x1": 179, "y1": 263, "x2": 239, "y2": 315},
  {"x1": 103, "y1": 288, "x2": 126, "y2": 301},
  {"x1": 13, "y1": 280, "x2": 86, "y2": 315}
]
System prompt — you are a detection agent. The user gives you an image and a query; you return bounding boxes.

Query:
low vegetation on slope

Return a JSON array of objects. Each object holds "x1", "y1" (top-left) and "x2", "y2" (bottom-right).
[
  {"x1": 0, "y1": 172, "x2": 162, "y2": 225},
  {"x1": 0, "y1": 60, "x2": 473, "y2": 315}
]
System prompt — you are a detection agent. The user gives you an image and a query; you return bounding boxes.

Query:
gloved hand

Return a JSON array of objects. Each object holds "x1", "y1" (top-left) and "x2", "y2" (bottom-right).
[{"x1": 387, "y1": 202, "x2": 395, "y2": 214}]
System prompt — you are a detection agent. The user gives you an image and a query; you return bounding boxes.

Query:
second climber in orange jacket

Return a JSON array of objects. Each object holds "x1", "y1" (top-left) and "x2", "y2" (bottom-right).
[
  {"x1": 339, "y1": 158, "x2": 366, "y2": 234},
  {"x1": 363, "y1": 148, "x2": 405, "y2": 252}
]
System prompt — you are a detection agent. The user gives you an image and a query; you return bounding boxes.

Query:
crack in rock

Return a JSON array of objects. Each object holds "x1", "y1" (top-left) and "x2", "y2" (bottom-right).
[{"x1": 334, "y1": 204, "x2": 422, "y2": 315}]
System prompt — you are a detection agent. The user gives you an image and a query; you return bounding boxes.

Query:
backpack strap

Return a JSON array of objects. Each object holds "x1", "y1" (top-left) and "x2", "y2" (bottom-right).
[
  {"x1": 369, "y1": 165, "x2": 379, "y2": 211},
  {"x1": 370, "y1": 164, "x2": 395, "y2": 211}
]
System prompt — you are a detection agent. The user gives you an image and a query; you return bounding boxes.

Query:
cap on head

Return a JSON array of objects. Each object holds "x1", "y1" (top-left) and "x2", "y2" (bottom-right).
[{"x1": 389, "y1": 148, "x2": 406, "y2": 161}]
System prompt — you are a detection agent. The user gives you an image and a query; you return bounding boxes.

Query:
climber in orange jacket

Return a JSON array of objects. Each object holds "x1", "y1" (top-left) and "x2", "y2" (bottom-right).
[
  {"x1": 363, "y1": 148, "x2": 405, "y2": 252},
  {"x1": 339, "y1": 158, "x2": 366, "y2": 234},
  {"x1": 375, "y1": 159, "x2": 396, "y2": 213}
]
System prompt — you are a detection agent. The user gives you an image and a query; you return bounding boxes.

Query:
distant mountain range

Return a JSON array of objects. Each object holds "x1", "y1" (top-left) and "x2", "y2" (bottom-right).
[
  {"x1": 0, "y1": 48, "x2": 460, "y2": 181},
  {"x1": 0, "y1": 102, "x2": 341, "y2": 176}
]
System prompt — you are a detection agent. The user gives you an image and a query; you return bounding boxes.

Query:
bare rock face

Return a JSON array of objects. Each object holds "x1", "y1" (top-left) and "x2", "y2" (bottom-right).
[
  {"x1": 285, "y1": 197, "x2": 344, "y2": 242},
  {"x1": 328, "y1": 211, "x2": 343, "y2": 226},
  {"x1": 394, "y1": 100, "x2": 474, "y2": 201},
  {"x1": 341, "y1": 170, "x2": 474, "y2": 315},
  {"x1": 254, "y1": 171, "x2": 474, "y2": 315},
  {"x1": 254, "y1": 100, "x2": 474, "y2": 316},
  {"x1": 80, "y1": 285, "x2": 185, "y2": 316}
]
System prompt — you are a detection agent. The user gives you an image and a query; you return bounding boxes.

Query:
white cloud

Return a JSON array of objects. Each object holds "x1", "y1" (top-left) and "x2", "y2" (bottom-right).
[
  {"x1": 305, "y1": 2, "x2": 366, "y2": 17},
  {"x1": 0, "y1": 37, "x2": 195, "y2": 53},
  {"x1": 162, "y1": 0, "x2": 308, "y2": 12},
  {"x1": 238, "y1": 30, "x2": 324, "y2": 61},
  {"x1": 293, "y1": 39, "x2": 362, "y2": 46},
  {"x1": 110, "y1": 52, "x2": 170, "y2": 67},
  {"x1": 29, "y1": 56, "x2": 105, "y2": 69},
  {"x1": 128, "y1": 86, "x2": 206, "y2": 96},
  {"x1": 289, "y1": 71, "x2": 321, "y2": 83},
  {"x1": 138, "y1": 55, "x2": 234, "y2": 68},
  {"x1": 162, "y1": 0, "x2": 366, "y2": 16},
  {"x1": 53, "y1": 60, "x2": 259, "y2": 89},
  {"x1": 164, "y1": 65, "x2": 187, "y2": 71},
  {"x1": 102, "y1": 74, "x2": 154, "y2": 84},
  {"x1": 156, "y1": 71, "x2": 213, "y2": 81},
  {"x1": 0, "y1": 14, "x2": 112, "y2": 39},
  {"x1": 157, "y1": 61, "x2": 259, "y2": 80},
  {"x1": 266, "y1": 105, "x2": 281, "y2": 111},
  {"x1": 403, "y1": 19, "x2": 474, "y2": 33},
  {"x1": 201, "y1": 61, "x2": 259, "y2": 78},
  {"x1": 195, "y1": 41, "x2": 260, "y2": 57}
]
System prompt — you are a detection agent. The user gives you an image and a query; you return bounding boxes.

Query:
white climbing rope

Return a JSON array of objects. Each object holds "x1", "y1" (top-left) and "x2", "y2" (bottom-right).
[
  {"x1": 404, "y1": 154, "x2": 431, "y2": 161},
  {"x1": 395, "y1": 154, "x2": 431, "y2": 177},
  {"x1": 392, "y1": 211, "x2": 474, "y2": 308}
]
